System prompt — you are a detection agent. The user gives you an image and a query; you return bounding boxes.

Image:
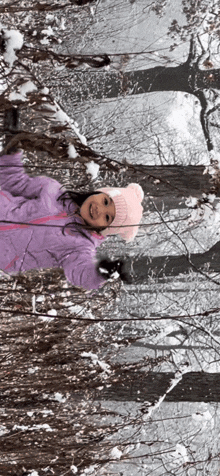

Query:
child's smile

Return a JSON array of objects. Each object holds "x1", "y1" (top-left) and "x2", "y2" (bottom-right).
[{"x1": 80, "y1": 193, "x2": 116, "y2": 229}]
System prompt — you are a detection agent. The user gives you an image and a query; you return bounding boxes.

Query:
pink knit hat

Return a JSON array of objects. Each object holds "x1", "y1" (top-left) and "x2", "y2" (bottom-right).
[{"x1": 97, "y1": 183, "x2": 144, "y2": 242}]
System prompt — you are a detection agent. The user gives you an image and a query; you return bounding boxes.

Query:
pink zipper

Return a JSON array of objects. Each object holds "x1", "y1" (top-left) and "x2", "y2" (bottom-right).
[{"x1": 0, "y1": 211, "x2": 68, "y2": 231}]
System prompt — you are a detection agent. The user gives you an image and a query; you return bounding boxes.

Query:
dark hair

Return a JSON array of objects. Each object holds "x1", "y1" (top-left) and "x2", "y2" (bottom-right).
[
  {"x1": 57, "y1": 190, "x2": 101, "y2": 209},
  {"x1": 57, "y1": 189, "x2": 104, "y2": 239}
]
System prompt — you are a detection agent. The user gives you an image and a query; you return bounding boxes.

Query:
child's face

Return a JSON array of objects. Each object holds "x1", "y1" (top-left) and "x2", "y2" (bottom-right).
[{"x1": 80, "y1": 193, "x2": 116, "y2": 229}]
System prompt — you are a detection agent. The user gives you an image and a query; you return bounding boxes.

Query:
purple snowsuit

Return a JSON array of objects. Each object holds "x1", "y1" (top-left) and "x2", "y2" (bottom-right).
[{"x1": 0, "y1": 152, "x2": 106, "y2": 290}]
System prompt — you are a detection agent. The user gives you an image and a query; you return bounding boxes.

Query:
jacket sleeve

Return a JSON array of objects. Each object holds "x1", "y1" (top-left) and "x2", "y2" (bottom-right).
[
  {"x1": 0, "y1": 152, "x2": 59, "y2": 199},
  {"x1": 61, "y1": 247, "x2": 106, "y2": 291}
]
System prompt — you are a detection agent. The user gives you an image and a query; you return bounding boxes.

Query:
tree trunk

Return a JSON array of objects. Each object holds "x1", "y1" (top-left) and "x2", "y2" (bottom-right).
[
  {"x1": 128, "y1": 241, "x2": 220, "y2": 284},
  {"x1": 122, "y1": 164, "x2": 214, "y2": 200},
  {"x1": 99, "y1": 371, "x2": 220, "y2": 403},
  {"x1": 60, "y1": 61, "x2": 220, "y2": 101}
]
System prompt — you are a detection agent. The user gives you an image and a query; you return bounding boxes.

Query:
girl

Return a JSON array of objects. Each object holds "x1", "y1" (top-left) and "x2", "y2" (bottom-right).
[{"x1": 0, "y1": 150, "x2": 144, "y2": 290}]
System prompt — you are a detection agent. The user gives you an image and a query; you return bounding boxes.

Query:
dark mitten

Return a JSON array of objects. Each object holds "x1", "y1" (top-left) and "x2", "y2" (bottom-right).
[
  {"x1": 3, "y1": 107, "x2": 20, "y2": 153},
  {"x1": 97, "y1": 258, "x2": 132, "y2": 283}
]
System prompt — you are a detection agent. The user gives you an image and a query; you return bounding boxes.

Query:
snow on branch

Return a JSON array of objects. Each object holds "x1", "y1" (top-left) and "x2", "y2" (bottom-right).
[
  {"x1": 142, "y1": 365, "x2": 191, "y2": 421},
  {"x1": 1, "y1": 27, "x2": 23, "y2": 67}
]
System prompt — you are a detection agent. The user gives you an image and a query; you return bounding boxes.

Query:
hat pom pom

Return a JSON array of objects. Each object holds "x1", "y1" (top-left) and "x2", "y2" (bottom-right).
[{"x1": 128, "y1": 183, "x2": 144, "y2": 202}]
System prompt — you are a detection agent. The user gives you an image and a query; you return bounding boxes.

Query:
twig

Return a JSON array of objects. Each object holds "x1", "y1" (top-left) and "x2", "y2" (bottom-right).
[{"x1": 194, "y1": 90, "x2": 214, "y2": 151}]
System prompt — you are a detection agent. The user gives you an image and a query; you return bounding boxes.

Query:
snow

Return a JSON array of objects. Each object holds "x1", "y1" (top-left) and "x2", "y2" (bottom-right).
[
  {"x1": 192, "y1": 410, "x2": 213, "y2": 428},
  {"x1": 45, "y1": 101, "x2": 88, "y2": 146},
  {"x1": 167, "y1": 92, "x2": 202, "y2": 142},
  {"x1": 188, "y1": 200, "x2": 220, "y2": 230},
  {"x1": 9, "y1": 81, "x2": 37, "y2": 102},
  {"x1": 0, "y1": 77, "x2": 7, "y2": 95},
  {"x1": 68, "y1": 144, "x2": 78, "y2": 159},
  {"x1": 20, "y1": 81, "x2": 37, "y2": 96},
  {"x1": 81, "y1": 351, "x2": 111, "y2": 374},
  {"x1": 73, "y1": 125, "x2": 87, "y2": 146},
  {"x1": 71, "y1": 466, "x2": 78, "y2": 474},
  {"x1": 52, "y1": 392, "x2": 66, "y2": 403},
  {"x1": 143, "y1": 367, "x2": 192, "y2": 421},
  {"x1": 61, "y1": 302, "x2": 95, "y2": 320},
  {"x1": 171, "y1": 443, "x2": 189, "y2": 465},
  {"x1": 90, "y1": 6, "x2": 95, "y2": 16},
  {"x1": 86, "y1": 161, "x2": 100, "y2": 180},
  {"x1": 97, "y1": 360, "x2": 111, "y2": 373},
  {"x1": 209, "y1": 149, "x2": 220, "y2": 166},
  {"x1": 41, "y1": 409, "x2": 53, "y2": 416},
  {"x1": 40, "y1": 38, "x2": 50, "y2": 46},
  {"x1": 110, "y1": 447, "x2": 123, "y2": 459},
  {"x1": 185, "y1": 196, "x2": 198, "y2": 208},
  {"x1": 3, "y1": 28, "x2": 24, "y2": 67},
  {"x1": 39, "y1": 309, "x2": 57, "y2": 321},
  {"x1": 98, "y1": 267, "x2": 109, "y2": 275},
  {"x1": 28, "y1": 367, "x2": 39, "y2": 374},
  {"x1": 81, "y1": 351, "x2": 98, "y2": 361},
  {"x1": 81, "y1": 465, "x2": 98, "y2": 474},
  {"x1": 47, "y1": 309, "x2": 57, "y2": 316},
  {"x1": 13, "y1": 424, "x2": 53, "y2": 432},
  {"x1": 41, "y1": 87, "x2": 49, "y2": 95},
  {"x1": 46, "y1": 14, "x2": 55, "y2": 22},
  {"x1": 0, "y1": 425, "x2": 8, "y2": 436},
  {"x1": 42, "y1": 27, "x2": 54, "y2": 37},
  {"x1": 63, "y1": 303, "x2": 84, "y2": 313},
  {"x1": 27, "y1": 472, "x2": 39, "y2": 476},
  {"x1": 36, "y1": 295, "x2": 45, "y2": 303},
  {"x1": 60, "y1": 18, "x2": 66, "y2": 30},
  {"x1": 110, "y1": 270, "x2": 120, "y2": 279}
]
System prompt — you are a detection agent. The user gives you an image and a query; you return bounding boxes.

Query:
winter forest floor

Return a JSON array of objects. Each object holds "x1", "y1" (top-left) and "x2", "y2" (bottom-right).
[{"x1": 1, "y1": 0, "x2": 220, "y2": 475}]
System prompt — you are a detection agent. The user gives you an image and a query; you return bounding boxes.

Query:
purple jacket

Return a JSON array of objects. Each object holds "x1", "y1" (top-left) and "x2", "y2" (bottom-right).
[{"x1": 0, "y1": 152, "x2": 106, "y2": 290}]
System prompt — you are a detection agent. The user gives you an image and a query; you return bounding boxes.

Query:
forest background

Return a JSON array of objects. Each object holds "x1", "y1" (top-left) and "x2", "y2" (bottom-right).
[{"x1": 0, "y1": 0, "x2": 220, "y2": 475}]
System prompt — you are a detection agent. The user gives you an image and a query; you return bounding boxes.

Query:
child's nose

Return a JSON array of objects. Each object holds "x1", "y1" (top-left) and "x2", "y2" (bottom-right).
[{"x1": 95, "y1": 204, "x2": 103, "y2": 218}]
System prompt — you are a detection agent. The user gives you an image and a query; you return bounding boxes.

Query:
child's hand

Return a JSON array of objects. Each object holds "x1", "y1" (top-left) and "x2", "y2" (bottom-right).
[{"x1": 97, "y1": 258, "x2": 132, "y2": 283}]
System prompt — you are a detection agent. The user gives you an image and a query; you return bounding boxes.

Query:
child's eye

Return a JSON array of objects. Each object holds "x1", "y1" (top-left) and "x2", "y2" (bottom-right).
[
  {"x1": 104, "y1": 198, "x2": 108, "y2": 206},
  {"x1": 106, "y1": 214, "x2": 110, "y2": 223}
]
